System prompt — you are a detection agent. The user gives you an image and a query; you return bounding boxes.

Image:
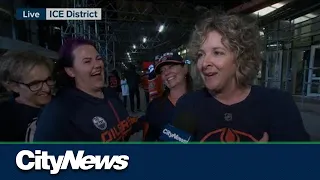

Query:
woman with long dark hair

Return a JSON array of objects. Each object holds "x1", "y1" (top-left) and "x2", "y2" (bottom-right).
[
  {"x1": 34, "y1": 38, "x2": 140, "y2": 142},
  {"x1": 143, "y1": 52, "x2": 193, "y2": 141}
]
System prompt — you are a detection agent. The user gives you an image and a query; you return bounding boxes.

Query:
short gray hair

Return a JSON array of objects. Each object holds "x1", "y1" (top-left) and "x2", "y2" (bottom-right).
[{"x1": 0, "y1": 51, "x2": 53, "y2": 85}]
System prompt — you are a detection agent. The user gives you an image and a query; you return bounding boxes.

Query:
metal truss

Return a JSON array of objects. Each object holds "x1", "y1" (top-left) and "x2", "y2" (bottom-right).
[
  {"x1": 103, "y1": 1, "x2": 194, "y2": 49},
  {"x1": 98, "y1": 0, "x2": 197, "y2": 62},
  {"x1": 101, "y1": 1, "x2": 195, "y2": 23},
  {"x1": 60, "y1": 0, "x2": 200, "y2": 67},
  {"x1": 60, "y1": 0, "x2": 117, "y2": 78}
]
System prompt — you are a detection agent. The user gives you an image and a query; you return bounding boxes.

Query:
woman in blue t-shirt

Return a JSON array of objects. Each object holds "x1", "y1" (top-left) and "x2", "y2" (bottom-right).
[
  {"x1": 143, "y1": 52, "x2": 193, "y2": 141},
  {"x1": 172, "y1": 10, "x2": 309, "y2": 142},
  {"x1": 34, "y1": 38, "x2": 141, "y2": 142}
]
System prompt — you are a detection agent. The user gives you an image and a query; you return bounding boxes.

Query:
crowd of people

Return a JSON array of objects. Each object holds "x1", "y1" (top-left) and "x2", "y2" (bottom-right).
[
  {"x1": 0, "y1": 10, "x2": 310, "y2": 142},
  {"x1": 108, "y1": 65, "x2": 145, "y2": 113}
]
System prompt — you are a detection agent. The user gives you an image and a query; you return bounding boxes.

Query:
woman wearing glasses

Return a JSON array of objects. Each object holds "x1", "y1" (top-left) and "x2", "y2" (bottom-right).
[{"x1": 0, "y1": 51, "x2": 54, "y2": 141}]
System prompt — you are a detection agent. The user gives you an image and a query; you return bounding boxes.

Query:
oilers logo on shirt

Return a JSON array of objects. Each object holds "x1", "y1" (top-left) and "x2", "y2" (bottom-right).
[
  {"x1": 92, "y1": 116, "x2": 108, "y2": 131},
  {"x1": 100, "y1": 116, "x2": 138, "y2": 142}
]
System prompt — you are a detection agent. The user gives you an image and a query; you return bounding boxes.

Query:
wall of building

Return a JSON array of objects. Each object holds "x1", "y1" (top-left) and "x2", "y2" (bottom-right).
[
  {"x1": 262, "y1": 9, "x2": 320, "y2": 97},
  {"x1": 0, "y1": 0, "x2": 59, "y2": 56}
]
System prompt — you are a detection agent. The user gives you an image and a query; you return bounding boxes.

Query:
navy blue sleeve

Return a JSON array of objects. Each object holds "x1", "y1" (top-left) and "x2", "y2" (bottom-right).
[
  {"x1": 172, "y1": 93, "x2": 200, "y2": 142},
  {"x1": 144, "y1": 99, "x2": 161, "y2": 141},
  {"x1": 33, "y1": 100, "x2": 70, "y2": 141},
  {"x1": 129, "y1": 117, "x2": 144, "y2": 136},
  {"x1": 269, "y1": 92, "x2": 310, "y2": 141}
]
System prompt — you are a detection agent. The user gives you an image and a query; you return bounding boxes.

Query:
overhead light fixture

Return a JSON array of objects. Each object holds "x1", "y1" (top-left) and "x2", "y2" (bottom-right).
[
  {"x1": 158, "y1": 25, "x2": 164, "y2": 32},
  {"x1": 133, "y1": 44, "x2": 136, "y2": 49},
  {"x1": 259, "y1": 31, "x2": 264, "y2": 36},
  {"x1": 143, "y1": 37, "x2": 147, "y2": 43},
  {"x1": 252, "y1": 2, "x2": 286, "y2": 17},
  {"x1": 293, "y1": 13, "x2": 317, "y2": 24}
]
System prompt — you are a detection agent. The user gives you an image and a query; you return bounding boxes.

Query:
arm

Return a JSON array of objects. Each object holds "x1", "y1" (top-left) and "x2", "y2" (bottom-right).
[
  {"x1": 171, "y1": 94, "x2": 198, "y2": 141},
  {"x1": 143, "y1": 100, "x2": 161, "y2": 141},
  {"x1": 269, "y1": 92, "x2": 310, "y2": 141}
]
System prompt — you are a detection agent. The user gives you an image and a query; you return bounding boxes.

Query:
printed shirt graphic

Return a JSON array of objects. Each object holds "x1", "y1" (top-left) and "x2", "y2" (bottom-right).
[
  {"x1": 199, "y1": 113, "x2": 262, "y2": 142},
  {"x1": 200, "y1": 128, "x2": 259, "y2": 142},
  {"x1": 33, "y1": 87, "x2": 142, "y2": 142},
  {"x1": 100, "y1": 116, "x2": 139, "y2": 142},
  {"x1": 73, "y1": 99, "x2": 138, "y2": 142},
  {"x1": 25, "y1": 117, "x2": 38, "y2": 142}
]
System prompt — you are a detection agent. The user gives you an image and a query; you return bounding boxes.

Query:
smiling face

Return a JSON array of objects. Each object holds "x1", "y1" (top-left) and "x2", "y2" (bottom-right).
[
  {"x1": 196, "y1": 31, "x2": 237, "y2": 92},
  {"x1": 11, "y1": 64, "x2": 53, "y2": 107},
  {"x1": 160, "y1": 63, "x2": 187, "y2": 89},
  {"x1": 65, "y1": 44, "x2": 105, "y2": 91}
]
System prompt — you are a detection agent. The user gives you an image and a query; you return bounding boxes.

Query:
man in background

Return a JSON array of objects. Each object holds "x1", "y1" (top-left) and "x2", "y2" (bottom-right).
[
  {"x1": 141, "y1": 68, "x2": 149, "y2": 105},
  {"x1": 147, "y1": 64, "x2": 164, "y2": 102},
  {"x1": 108, "y1": 70, "x2": 121, "y2": 96},
  {"x1": 125, "y1": 64, "x2": 141, "y2": 113}
]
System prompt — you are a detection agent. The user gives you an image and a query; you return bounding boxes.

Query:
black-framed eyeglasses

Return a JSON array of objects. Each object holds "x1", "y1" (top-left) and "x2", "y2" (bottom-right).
[{"x1": 11, "y1": 77, "x2": 56, "y2": 92}]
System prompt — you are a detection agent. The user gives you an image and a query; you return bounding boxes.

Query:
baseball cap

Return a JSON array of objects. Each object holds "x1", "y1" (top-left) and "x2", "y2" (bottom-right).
[{"x1": 155, "y1": 52, "x2": 184, "y2": 74}]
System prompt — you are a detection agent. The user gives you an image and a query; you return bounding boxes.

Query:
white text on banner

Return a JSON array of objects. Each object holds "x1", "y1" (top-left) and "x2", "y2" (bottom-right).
[{"x1": 46, "y1": 8, "x2": 102, "y2": 20}]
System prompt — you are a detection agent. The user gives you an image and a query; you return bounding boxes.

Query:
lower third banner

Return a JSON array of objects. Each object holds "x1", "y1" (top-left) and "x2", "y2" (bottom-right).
[{"x1": 0, "y1": 144, "x2": 318, "y2": 180}]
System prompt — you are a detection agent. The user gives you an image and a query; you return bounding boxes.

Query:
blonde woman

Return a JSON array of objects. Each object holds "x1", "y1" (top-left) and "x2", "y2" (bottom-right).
[{"x1": 172, "y1": 10, "x2": 309, "y2": 142}]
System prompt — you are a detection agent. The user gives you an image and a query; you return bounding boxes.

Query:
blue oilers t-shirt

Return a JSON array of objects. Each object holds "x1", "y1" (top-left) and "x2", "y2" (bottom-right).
[
  {"x1": 34, "y1": 87, "x2": 139, "y2": 142},
  {"x1": 173, "y1": 86, "x2": 310, "y2": 142}
]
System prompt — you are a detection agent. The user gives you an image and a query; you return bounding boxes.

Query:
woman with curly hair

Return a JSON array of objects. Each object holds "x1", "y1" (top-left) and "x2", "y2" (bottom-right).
[{"x1": 172, "y1": 10, "x2": 309, "y2": 142}]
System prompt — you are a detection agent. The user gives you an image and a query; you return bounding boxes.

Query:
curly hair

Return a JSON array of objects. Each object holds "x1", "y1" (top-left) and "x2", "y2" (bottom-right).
[{"x1": 188, "y1": 10, "x2": 261, "y2": 87}]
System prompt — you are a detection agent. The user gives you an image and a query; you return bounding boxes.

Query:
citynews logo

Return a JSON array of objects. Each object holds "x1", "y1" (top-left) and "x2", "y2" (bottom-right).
[
  {"x1": 16, "y1": 150, "x2": 129, "y2": 175},
  {"x1": 162, "y1": 129, "x2": 190, "y2": 143}
]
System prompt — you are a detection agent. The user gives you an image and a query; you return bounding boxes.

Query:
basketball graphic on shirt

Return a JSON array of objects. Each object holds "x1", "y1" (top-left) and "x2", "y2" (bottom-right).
[{"x1": 92, "y1": 116, "x2": 108, "y2": 131}]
